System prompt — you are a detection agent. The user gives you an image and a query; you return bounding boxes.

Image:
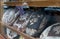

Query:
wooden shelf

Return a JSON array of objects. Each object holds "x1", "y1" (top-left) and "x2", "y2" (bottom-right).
[
  {"x1": 4, "y1": 1, "x2": 60, "y2": 7},
  {"x1": 1, "y1": 22, "x2": 37, "y2": 39},
  {"x1": 4, "y1": 1, "x2": 22, "y2": 6}
]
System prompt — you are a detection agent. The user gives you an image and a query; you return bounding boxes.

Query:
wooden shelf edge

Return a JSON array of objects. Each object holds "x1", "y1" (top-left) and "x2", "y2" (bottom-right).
[
  {"x1": 1, "y1": 22, "x2": 36, "y2": 39},
  {"x1": 4, "y1": 1, "x2": 60, "y2": 7},
  {"x1": 4, "y1": 1, "x2": 22, "y2": 6}
]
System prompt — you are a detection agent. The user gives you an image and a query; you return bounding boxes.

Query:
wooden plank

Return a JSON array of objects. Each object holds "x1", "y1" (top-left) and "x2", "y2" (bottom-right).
[
  {"x1": 0, "y1": 2, "x2": 1, "y2": 31},
  {"x1": 24, "y1": 0, "x2": 60, "y2": 2},
  {"x1": 4, "y1": 1, "x2": 22, "y2": 6},
  {"x1": 0, "y1": 1, "x2": 9, "y2": 39},
  {"x1": 4, "y1": 1, "x2": 60, "y2": 7},
  {"x1": 0, "y1": 2, "x2": 4, "y2": 34},
  {"x1": 0, "y1": 2, "x2": 3, "y2": 33},
  {"x1": 28, "y1": 1, "x2": 60, "y2": 7},
  {"x1": 21, "y1": 0, "x2": 60, "y2": 2}
]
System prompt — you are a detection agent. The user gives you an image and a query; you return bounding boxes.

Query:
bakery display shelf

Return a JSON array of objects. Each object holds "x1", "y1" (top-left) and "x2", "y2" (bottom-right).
[
  {"x1": 1, "y1": 22, "x2": 37, "y2": 39},
  {"x1": 4, "y1": 1, "x2": 60, "y2": 7}
]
